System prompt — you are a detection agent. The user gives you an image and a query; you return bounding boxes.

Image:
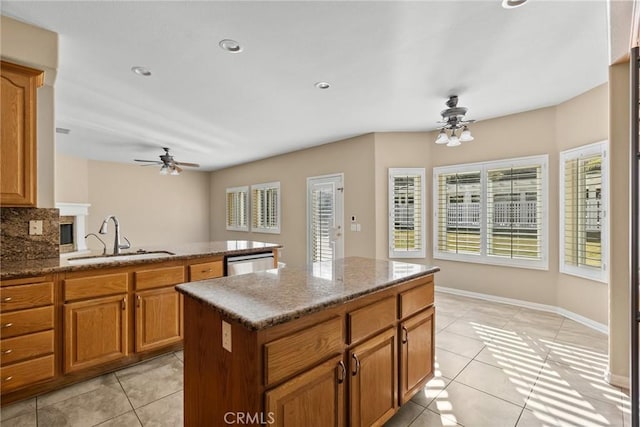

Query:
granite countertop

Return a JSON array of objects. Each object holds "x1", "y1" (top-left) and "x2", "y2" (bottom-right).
[
  {"x1": 177, "y1": 256, "x2": 439, "y2": 331},
  {"x1": 0, "y1": 240, "x2": 281, "y2": 280}
]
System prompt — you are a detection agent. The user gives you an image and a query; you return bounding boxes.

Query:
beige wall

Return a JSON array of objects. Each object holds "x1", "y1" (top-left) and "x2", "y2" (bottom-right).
[
  {"x1": 608, "y1": 61, "x2": 631, "y2": 384},
  {"x1": 210, "y1": 134, "x2": 376, "y2": 267},
  {"x1": 55, "y1": 154, "x2": 89, "y2": 203},
  {"x1": 55, "y1": 157, "x2": 210, "y2": 251},
  {"x1": 1, "y1": 16, "x2": 58, "y2": 208}
]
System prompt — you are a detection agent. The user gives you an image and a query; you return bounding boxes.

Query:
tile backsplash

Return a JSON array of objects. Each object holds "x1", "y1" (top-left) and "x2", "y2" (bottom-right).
[{"x1": 1, "y1": 207, "x2": 60, "y2": 262}]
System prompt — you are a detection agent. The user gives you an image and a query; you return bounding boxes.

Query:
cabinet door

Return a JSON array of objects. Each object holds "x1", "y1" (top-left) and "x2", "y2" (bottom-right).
[
  {"x1": 399, "y1": 307, "x2": 435, "y2": 404},
  {"x1": 349, "y1": 328, "x2": 396, "y2": 427},
  {"x1": 0, "y1": 61, "x2": 43, "y2": 207},
  {"x1": 135, "y1": 287, "x2": 183, "y2": 352},
  {"x1": 265, "y1": 356, "x2": 345, "y2": 427},
  {"x1": 64, "y1": 295, "x2": 128, "y2": 373}
]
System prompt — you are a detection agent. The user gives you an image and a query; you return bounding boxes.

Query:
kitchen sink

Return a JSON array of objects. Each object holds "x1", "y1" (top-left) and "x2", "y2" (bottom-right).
[{"x1": 66, "y1": 250, "x2": 176, "y2": 265}]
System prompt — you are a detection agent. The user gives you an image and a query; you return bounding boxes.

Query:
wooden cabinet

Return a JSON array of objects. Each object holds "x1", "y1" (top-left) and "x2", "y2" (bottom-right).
[
  {"x1": 189, "y1": 259, "x2": 223, "y2": 281},
  {"x1": 135, "y1": 287, "x2": 182, "y2": 352},
  {"x1": 0, "y1": 61, "x2": 43, "y2": 207},
  {"x1": 265, "y1": 356, "x2": 345, "y2": 427},
  {"x1": 64, "y1": 294, "x2": 128, "y2": 373},
  {"x1": 0, "y1": 276, "x2": 55, "y2": 392},
  {"x1": 399, "y1": 307, "x2": 435, "y2": 404}
]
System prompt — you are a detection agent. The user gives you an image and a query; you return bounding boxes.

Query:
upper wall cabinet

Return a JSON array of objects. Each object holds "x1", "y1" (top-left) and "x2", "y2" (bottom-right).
[{"x1": 1, "y1": 60, "x2": 44, "y2": 207}]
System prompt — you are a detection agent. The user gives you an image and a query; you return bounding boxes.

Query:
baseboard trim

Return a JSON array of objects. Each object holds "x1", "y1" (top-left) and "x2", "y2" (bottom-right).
[
  {"x1": 435, "y1": 285, "x2": 608, "y2": 334},
  {"x1": 605, "y1": 371, "x2": 629, "y2": 389}
]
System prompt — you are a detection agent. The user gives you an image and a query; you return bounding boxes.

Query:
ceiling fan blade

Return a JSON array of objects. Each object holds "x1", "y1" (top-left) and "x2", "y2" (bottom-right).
[
  {"x1": 140, "y1": 163, "x2": 161, "y2": 167},
  {"x1": 134, "y1": 159, "x2": 163, "y2": 164},
  {"x1": 174, "y1": 161, "x2": 200, "y2": 167}
]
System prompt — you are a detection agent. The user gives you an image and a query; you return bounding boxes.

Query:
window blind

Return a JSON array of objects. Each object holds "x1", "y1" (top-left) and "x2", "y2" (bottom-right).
[
  {"x1": 251, "y1": 182, "x2": 280, "y2": 233},
  {"x1": 436, "y1": 171, "x2": 481, "y2": 255},
  {"x1": 389, "y1": 168, "x2": 425, "y2": 258},
  {"x1": 310, "y1": 183, "x2": 334, "y2": 262},
  {"x1": 487, "y1": 165, "x2": 543, "y2": 260},
  {"x1": 226, "y1": 187, "x2": 248, "y2": 231}
]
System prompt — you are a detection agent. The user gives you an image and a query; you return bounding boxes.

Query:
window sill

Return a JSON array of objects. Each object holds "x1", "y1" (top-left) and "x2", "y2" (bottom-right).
[{"x1": 434, "y1": 252, "x2": 549, "y2": 271}]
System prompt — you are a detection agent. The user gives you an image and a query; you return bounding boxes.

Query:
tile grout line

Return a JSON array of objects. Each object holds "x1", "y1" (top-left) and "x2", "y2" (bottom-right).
[{"x1": 113, "y1": 371, "x2": 144, "y2": 427}]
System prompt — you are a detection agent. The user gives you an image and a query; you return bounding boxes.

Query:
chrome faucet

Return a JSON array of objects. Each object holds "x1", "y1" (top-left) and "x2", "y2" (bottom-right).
[
  {"x1": 85, "y1": 233, "x2": 107, "y2": 255},
  {"x1": 98, "y1": 215, "x2": 131, "y2": 255}
]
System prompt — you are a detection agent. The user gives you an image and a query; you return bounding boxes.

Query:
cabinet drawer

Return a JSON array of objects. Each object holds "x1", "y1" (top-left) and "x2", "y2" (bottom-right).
[
  {"x1": 135, "y1": 266, "x2": 185, "y2": 290},
  {"x1": 348, "y1": 296, "x2": 396, "y2": 344},
  {"x1": 399, "y1": 279, "x2": 434, "y2": 319},
  {"x1": 265, "y1": 316, "x2": 343, "y2": 386},
  {"x1": 1, "y1": 330, "x2": 54, "y2": 366},
  {"x1": 64, "y1": 273, "x2": 128, "y2": 301},
  {"x1": 0, "y1": 354, "x2": 54, "y2": 392},
  {"x1": 1, "y1": 282, "x2": 53, "y2": 312},
  {"x1": 0, "y1": 306, "x2": 54, "y2": 339},
  {"x1": 189, "y1": 260, "x2": 223, "y2": 281}
]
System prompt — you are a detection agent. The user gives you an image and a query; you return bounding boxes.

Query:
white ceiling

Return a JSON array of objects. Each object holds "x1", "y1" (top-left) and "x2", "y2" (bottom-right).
[{"x1": 2, "y1": 1, "x2": 609, "y2": 171}]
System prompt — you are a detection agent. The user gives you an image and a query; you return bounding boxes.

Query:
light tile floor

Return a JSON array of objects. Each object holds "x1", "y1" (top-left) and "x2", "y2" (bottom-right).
[{"x1": 0, "y1": 292, "x2": 631, "y2": 427}]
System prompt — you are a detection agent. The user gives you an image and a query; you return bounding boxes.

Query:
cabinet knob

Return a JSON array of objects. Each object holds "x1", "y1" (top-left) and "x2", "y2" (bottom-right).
[
  {"x1": 2, "y1": 349, "x2": 12, "y2": 355},
  {"x1": 1, "y1": 323, "x2": 13, "y2": 329},
  {"x1": 2, "y1": 297, "x2": 12, "y2": 302},
  {"x1": 351, "y1": 354, "x2": 360, "y2": 376},
  {"x1": 3, "y1": 376, "x2": 12, "y2": 382},
  {"x1": 337, "y1": 360, "x2": 346, "y2": 384}
]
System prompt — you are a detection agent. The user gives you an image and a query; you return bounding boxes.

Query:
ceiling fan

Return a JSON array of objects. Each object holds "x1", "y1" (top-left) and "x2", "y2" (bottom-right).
[{"x1": 134, "y1": 147, "x2": 200, "y2": 175}]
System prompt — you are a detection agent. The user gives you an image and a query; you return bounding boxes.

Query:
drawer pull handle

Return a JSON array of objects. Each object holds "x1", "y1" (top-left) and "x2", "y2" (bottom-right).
[
  {"x1": 202, "y1": 269, "x2": 213, "y2": 273},
  {"x1": 121, "y1": 299, "x2": 126, "y2": 311},
  {"x1": 2, "y1": 297, "x2": 12, "y2": 302},
  {"x1": 402, "y1": 326, "x2": 409, "y2": 344},
  {"x1": 351, "y1": 354, "x2": 360, "y2": 376},
  {"x1": 3, "y1": 376, "x2": 12, "y2": 382},
  {"x1": 1, "y1": 323, "x2": 13, "y2": 329},
  {"x1": 137, "y1": 295, "x2": 142, "y2": 307},
  {"x1": 337, "y1": 360, "x2": 346, "y2": 384},
  {"x1": 2, "y1": 349, "x2": 12, "y2": 354}
]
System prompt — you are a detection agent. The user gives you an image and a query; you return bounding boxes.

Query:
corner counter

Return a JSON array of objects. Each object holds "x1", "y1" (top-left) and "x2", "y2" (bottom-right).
[{"x1": 177, "y1": 257, "x2": 439, "y2": 426}]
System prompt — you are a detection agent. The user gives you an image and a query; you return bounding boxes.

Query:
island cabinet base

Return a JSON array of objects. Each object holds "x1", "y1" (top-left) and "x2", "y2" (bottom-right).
[{"x1": 182, "y1": 273, "x2": 436, "y2": 427}]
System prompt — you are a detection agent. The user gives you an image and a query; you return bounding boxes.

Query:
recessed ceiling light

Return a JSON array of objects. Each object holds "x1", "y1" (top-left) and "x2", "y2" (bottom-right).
[
  {"x1": 131, "y1": 66, "x2": 152, "y2": 77},
  {"x1": 502, "y1": 0, "x2": 528, "y2": 8},
  {"x1": 315, "y1": 82, "x2": 330, "y2": 90},
  {"x1": 55, "y1": 127, "x2": 70, "y2": 134},
  {"x1": 219, "y1": 39, "x2": 242, "y2": 53}
]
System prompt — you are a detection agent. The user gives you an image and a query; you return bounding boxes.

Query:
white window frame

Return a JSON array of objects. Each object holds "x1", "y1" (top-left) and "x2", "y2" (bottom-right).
[
  {"x1": 251, "y1": 181, "x2": 281, "y2": 234},
  {"x1": 225, "y1": 186, "x2": 249, "y2": 232},
  {"x1": 389, "y1": 168, "x2": 426, "y2": 259},
  {"x1": 559, "y1": 141, "x2": 608, "y2": 283},
  {"x1": 433, "y1": 154, "x2": 549, "y2": 270}
]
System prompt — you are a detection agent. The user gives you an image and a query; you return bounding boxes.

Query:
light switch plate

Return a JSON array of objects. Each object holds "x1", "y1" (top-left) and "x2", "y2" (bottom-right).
[
  {"x1": 222, "y1": 320, "x2": 232, "y2": 352},
  {"x1": 29, "y1": 220, "x2": 43, "y2": 235}
]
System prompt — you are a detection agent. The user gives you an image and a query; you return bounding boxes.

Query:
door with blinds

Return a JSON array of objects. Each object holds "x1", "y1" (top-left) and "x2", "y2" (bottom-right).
[{"x1": 307, "y1": 174, "x2": 344, "y2": 263}]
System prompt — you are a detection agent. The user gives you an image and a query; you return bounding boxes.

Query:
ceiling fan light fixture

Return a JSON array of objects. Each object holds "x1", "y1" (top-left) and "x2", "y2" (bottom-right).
[
  {"x1": 435, "y1": 129, "x2": 449, "y2": 144},
  {"x1": 170, "y1": 166, "x2": 180, "y2": 176},
  {"x1": 159, "y1": 165, "x2": 169, "y2": 175},
  {"x1": 433, "y1": 95, "x2": 474, "y2": 148},
  {"x1": 446, "y1": 131, "x2": 461, "y2": 147},
  {"x1": 460, "y1": 126, "x2": 474, "y2": 142}
]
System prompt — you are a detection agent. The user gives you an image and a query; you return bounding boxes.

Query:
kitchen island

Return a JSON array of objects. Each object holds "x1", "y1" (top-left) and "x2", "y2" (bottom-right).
[{"x1": 177, "y1": 257, "x2": 438, "y2": 427}]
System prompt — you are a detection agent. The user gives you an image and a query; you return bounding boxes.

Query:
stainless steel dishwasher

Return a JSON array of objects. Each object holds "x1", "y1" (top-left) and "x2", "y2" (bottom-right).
[{"x1": 226, "y1": 252, "x2": 275, "y2": 276}]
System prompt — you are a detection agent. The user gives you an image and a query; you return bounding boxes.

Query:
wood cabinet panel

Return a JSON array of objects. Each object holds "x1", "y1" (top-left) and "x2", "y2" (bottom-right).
[
  {"x1": 0, "y1": 282, "x2": 53, "y2": 312},
  {"x1": 64, "y1": 295, "x2": 128, "y2": 373},
  {"x1": 189, "y1": 260, "x2": 223, "y2": 281},
  {"x1": 135, "y1": 287, "x2": 182, "y2": 352},
  {"x1": 399, "y1": 307, "x2": 434, "y2": 404},
  {"x1": 265, "y1": 316, "x2": 343, "y2": 386},
  {"x1": 0, "y1": 306, "x2": 53, "y2": 339},
  {"x1": 135, "y1": 266, "x2": 185, "y2": 290},
  {"x1": 399, "y1": 279, "x2": 434, "y2": 319},
  {"x1": 265, "y1": 356, "x2": 345, "y2": 427},
  {"x1": 349, "y1": 328, "x2": 397, "y2": 427},
  {"x1": 347, "y1": 296, "x2": 396, "y2": 344},
  {"x1": 0, "y1": 354, "x2": 54, "y2": 392},
  {"x1": 0, "y1": 330, "x2": 54, "y2": 366},
  {"x1": 64, "y1": 273, "x2": 128, "y2": 302},
  {"x1": 0, "y1": 61, "x2": 43, "y2": 207}
]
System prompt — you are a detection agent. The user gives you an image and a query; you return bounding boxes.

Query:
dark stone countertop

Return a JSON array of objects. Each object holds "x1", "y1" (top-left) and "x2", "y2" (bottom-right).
[
  {"x1": 0, "y1": 240, "x2": 281, "y2": 280},
  {"x1": 177, "y1": 256, "x2": 439, "y2": 331}
]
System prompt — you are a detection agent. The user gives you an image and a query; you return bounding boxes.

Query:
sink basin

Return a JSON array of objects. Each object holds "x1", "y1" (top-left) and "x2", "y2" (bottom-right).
[{"x1": 67, "y1": 250, "x2": 176, "y2": 265}]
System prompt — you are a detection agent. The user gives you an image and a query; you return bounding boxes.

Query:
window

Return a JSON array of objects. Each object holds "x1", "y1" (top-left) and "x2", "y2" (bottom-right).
[
  {"x1": 389, "y1": 168, "x2": 425, "y2": 258},
  {"x1": 433, "y1": 155, "x2": 548, "y2": 270},
  {"x1": 560, "y1": 141, "x2": 608, "y2": 282},
  {"x1": 251, "y1": 182, "x2": 281, "y2": 234},
  {"x1": 226, "y1": 186, "x2": 248, "y2": 231}
]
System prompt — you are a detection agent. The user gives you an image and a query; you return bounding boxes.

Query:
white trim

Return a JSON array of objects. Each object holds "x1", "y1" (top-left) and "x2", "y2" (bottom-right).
[
  {"x1": 225, "y1": 186, "x2": 249, "y2": 232},
  {"x1": 306, "y1": 173, "x2": 345, "y2": 263},
  {"x1": 433, "y1": 154, "x2": 549, "y2": 271},
  {"x1": 435, "y1": 285, "x2": 608, "y2": 334},
  {"x1": 559, "y1": 140, "x2": 609, "y2": 284},
  {"x1": 604, "y1": 371, "x2": 629, "y2": 389},
  {"x1": 389, "y1": 167, "x2": 426, "y2": 259},
  {"x1": 56, "y1": 202, "x2": 91, "y2": 252},
  {"x1": 56, "y1": 202, "x2": 90, "y2": 216},
  {"x1": 250, "y1": 181, "x2": 281, "y2": 234}
]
